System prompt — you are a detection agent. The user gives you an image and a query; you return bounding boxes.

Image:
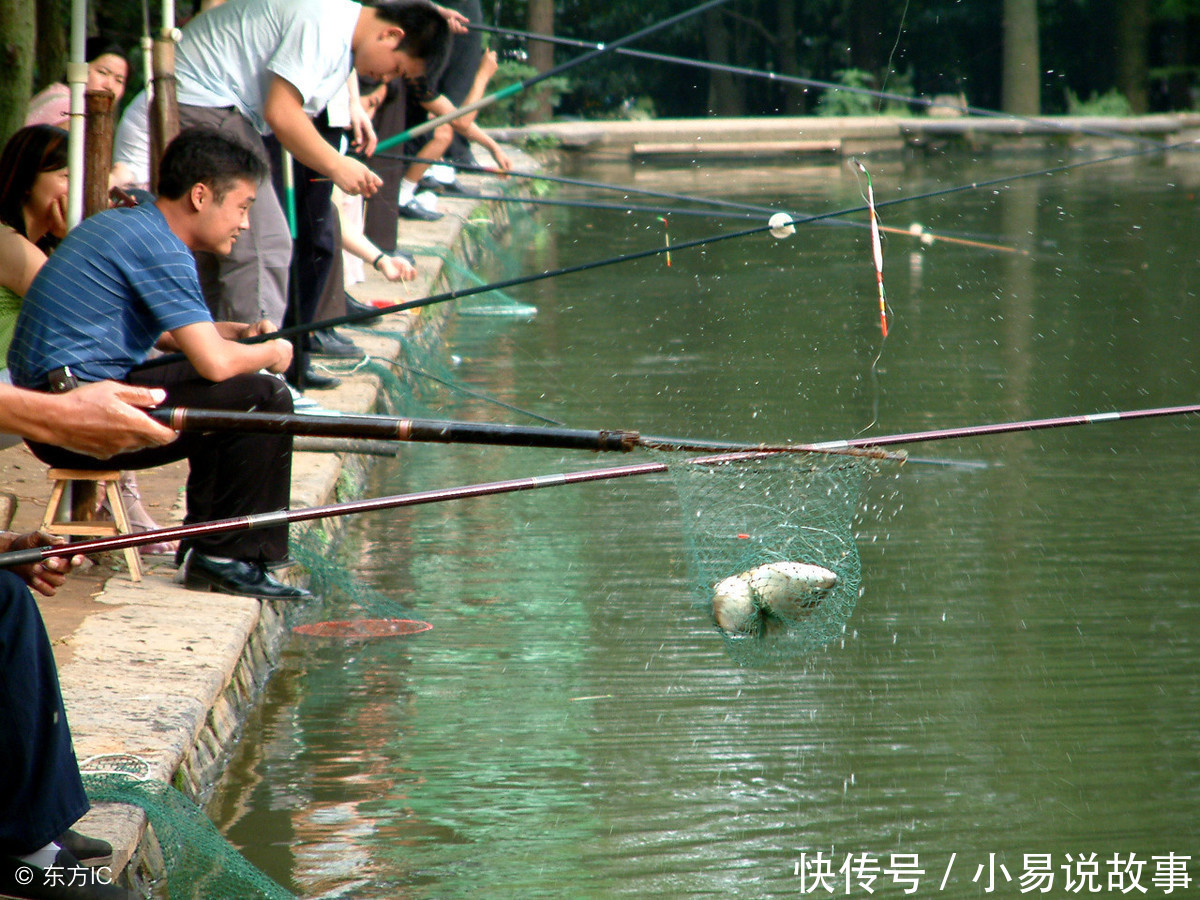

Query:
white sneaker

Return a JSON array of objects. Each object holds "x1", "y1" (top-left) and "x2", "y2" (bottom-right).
[{"x1": 413, "y1": 190, "x2": 441, "y2": 213}]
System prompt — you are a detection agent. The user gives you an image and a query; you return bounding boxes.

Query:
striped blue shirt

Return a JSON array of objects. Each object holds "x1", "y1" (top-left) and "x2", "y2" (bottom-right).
[{"x1": 8, "y1": 202, "x2": 213, "y2": 387}]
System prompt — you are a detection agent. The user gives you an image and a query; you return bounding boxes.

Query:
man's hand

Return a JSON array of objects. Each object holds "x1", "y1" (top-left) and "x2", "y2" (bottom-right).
[
  {"x1": 0, "y1": 531, "x2": 87, "y2": 597},
  {"x1": 349, "y1": 101, "x2": 379, "y2": 156},
  {"x1": 241, "y1": 318, "x2": 278, "y2": 340},
  {"x1": 35, "y1": 383, "x2": 177, "y2": 458},
  {"x1": 267, "y1": 338, "x2": 294, "y2": 374},
  {"x1": 435, "y1": 4, "x2": 470, "y2": 34},
  {"x1": 489, "y1": 146, "x2": 513, "y2": 174},
  {"x1": 378, "y1": 254, "x2": 417, "y2": 282},
  {"x1": 233, "y1": 321, "x2": 293, "y2": 373},
  {"x1": 331, "y1": 155, "x2": 384, "y2": 197}
]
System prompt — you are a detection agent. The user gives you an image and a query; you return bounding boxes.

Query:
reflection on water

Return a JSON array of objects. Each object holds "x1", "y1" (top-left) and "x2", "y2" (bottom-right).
[{"x1": 211, "y1": 154, "x2": 1200, "y2": 898}]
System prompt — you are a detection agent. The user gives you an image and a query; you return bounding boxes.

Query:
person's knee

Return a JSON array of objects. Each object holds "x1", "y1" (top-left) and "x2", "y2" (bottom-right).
[
  {"x1": 247, "y1": 372, "x2": 294, "y2": 414},
  {"x1": 430, "y1": 124, "x2": 453, "y2": 154},
  {"x1": 0, "y1": 570, "x2": 36, "y2": 625}
]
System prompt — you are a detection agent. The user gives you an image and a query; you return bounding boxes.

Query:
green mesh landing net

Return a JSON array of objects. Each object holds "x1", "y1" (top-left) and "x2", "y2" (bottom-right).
[
  {"x1": 667, "y1": 451, "x2": 879, "y2": 665},
  {"x1": 81, "y1": 762, "x2": 294, "y2": 900},
  {"x1": 409, "y1": 245, "x2": 538, "y2": 318}
]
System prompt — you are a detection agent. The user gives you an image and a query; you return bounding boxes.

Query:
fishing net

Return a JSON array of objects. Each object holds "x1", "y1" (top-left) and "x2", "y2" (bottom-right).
[
  {"x1": 666, "y1": 450, "x2": 879, "y2": 665},
  {"x1": 410, "y1": 244, "x2": 538, "y2": 318},
  {"x1": 290, "y1": 617, "x2": 432, "y2": 639},
  {"x1": 334, "y1": 308, "x2": 465, "y2": 417},
  {"x1": 287, "y1": 524, "x2": 431, "y2": 640},
  {"x1": 80, "y1": 757, "x2": 293, "y2": 900}
]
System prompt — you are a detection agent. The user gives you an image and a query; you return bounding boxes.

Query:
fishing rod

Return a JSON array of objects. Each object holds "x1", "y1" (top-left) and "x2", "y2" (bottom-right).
[
  {"x1": 447, "y1": 186, "x2": 1022, "y2": 253},
  {"x1": 797, "y1": 402, "x2": 1200, "y2": 452},
  {"x1": 374, "y1": 0, "x2": 737, "y2": 153},
  {"x1": 17, "y1": 399, "x2": 1182, "y2": 570},
  {"x1": 435, "y1": 189, "x2": 762, "y2": 221},
  {"x1": 378, "y1": 150, "x2": 1022, "y2": 252},
  {"x1": 0, "y1": 461, "x2": 672, "y2": 569},
  {"x1": 134, "y1": 135, "x2": 1186, "y2": 373},
  {"x1": 474, "y1": 23, "x2": 1176, "y2": 150},
  {"x1": 149, "y1": 406, "x2": 641, "y2": 452},
  {"x1": 144, "y1": 406, "x2": 900, "y2": 465},
  {"x1": 133, "y1": 214, "x2": 788, "y2": 372}
]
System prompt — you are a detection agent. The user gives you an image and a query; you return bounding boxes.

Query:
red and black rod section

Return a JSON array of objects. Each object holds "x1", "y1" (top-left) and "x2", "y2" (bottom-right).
[{"x1": 0, "y1": 461, "x2": 670, "y2": 568}]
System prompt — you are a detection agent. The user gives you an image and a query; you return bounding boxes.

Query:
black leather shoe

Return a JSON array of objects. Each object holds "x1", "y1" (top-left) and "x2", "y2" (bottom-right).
[
  {"x1": 398, "y1": 198, "x2": 443, "y2": 221},
  {"x1": 287, "y1": 362, "x2": 340, "y2": 390},
  {"x1": 418, "y1": 176, "x2": 465, "y2": 195},
  {"x1": 0, "y1": 847, "x2": 136, "y2": 899},
  {"x1": 344, "y1": 294, "x2": 380, "y2": 322},
  {"x1": 57, "y1": 831, "x2": 111, "y2": 868},
  {"x1": 309, "y1": 328, "x2": 364, "y2": 359},
  {"x1": 186, "y1": 553, "x2": 313, "y2": 600}
]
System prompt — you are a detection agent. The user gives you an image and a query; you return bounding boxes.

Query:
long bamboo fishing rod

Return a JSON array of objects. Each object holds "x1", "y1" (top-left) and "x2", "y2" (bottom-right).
[
  {"x1": 475, "y1": 23, "x2": 1176, "y2": 150},
  {"x1": 0, "y1": 462, "x2": 671, "y2": 569},
  {"x1": 134, "y1": 135, "x2": 1188, "y2": 372},
  {"x1": 150, "y1": 407, "x2": 641, "y2": 451},
  {"x1": 796, "y1": 402, "x2": 1200, "y2": 453},
  {"x1": 374, "y1": 0, "x2": 737, "y2": 153},
  {"x1": 145, "y1": 406, "x2": 903, "y2": 462}
]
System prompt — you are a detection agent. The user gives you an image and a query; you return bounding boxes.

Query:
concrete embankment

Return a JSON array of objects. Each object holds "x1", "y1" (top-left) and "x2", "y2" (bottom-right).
[
  {"x1": 4, "y1": 156, "x2": 530, "y2": 894},
  {"x1": 490, "y1": 113, "x2": 1200, "y2": 160}
]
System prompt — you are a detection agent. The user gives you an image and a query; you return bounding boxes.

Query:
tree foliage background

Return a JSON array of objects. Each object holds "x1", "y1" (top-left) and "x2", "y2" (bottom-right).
[{"x1": 2, "y1": 0, "x2": 1200, "y2": 143}]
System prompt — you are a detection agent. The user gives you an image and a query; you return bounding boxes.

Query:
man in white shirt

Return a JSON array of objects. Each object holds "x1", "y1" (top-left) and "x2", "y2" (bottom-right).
[{"x1": 168, "y1": 0, "x2": 453, "y2": 326}]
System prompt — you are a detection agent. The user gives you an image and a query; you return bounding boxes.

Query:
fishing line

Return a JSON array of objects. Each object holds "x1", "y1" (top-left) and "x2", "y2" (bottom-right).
[
  {"x1": 374, "y1": 0, "x2": 738, "y2": 153},
  {"x1": 134, "y1": 136, "x2": 1187, "y2": 372},
  {"x1": 878, "y1": 0, "x2": 912, "y2": 110},
  {"x1": 374, "y1": 357, "x2": 566, "y2": 425},
  {"x1": 471, "y1": 24, "x2": 1180, "y2": 149},
  {"x1": 435, "y1": 189, "x2": 764, "y2": 221}
]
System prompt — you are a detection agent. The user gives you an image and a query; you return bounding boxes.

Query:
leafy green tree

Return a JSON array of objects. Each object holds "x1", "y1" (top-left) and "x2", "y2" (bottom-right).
[{"x1": 0, "y1": 0, "x2": 36, "y2": 145}]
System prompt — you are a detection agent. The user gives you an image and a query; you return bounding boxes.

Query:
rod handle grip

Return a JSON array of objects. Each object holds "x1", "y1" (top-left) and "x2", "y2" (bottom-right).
[{"x1": 0, "y1": 547, "x2": 49, "y2": 568}]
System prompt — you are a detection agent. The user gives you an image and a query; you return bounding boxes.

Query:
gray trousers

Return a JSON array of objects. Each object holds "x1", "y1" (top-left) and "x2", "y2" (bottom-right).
[{"x1": 178, "y1": 104, "x2": 291, "y2": 326}]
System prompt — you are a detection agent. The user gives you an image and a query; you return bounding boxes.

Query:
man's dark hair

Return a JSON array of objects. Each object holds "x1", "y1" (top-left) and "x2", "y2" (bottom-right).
[
  {"x1": 375, "y1": 0, "x2": 451, "y2": 83},
  {"x1": 156, "y1": 126, "x2": 268, "y2": 202}
]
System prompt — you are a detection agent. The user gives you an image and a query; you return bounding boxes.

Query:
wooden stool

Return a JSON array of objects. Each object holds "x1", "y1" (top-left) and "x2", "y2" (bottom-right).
[{"x1": 41, "y1": 469, "x2": 142, "y2": 582}]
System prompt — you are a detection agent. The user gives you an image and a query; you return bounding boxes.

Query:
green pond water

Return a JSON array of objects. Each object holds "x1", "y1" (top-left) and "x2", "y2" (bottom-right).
[{"x1": 210, "y1": 150, "x2": 1200, "y2": 899}]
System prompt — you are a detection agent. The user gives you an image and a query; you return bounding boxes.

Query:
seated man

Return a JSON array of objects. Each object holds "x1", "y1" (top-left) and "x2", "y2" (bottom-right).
[
  {"x1": 0, "y1": 379, "x2": 172, "y2": 900},
  {"x1": 9, "y1": 126, "x2": 308, "y2": 601}
]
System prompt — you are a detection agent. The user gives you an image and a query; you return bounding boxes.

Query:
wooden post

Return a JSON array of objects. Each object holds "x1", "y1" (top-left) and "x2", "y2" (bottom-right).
[
  {"x1": 149, "y1": 36, "x2": 180, "y2": 193},
  {"x1": 83, "y1": 88, "x2": 116, "y2": 218}
]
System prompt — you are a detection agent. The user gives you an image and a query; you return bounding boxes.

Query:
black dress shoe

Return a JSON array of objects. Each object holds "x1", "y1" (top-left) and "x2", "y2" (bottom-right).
[
  {"x1": 286, "y1": 362, "x2": 340, "y2": 390},
  {"x1": 344, "y1": 294, "x2": 380, "y2": 322},
  {"x1": 57, "y1": 831, "x2": 111, "y2": 868},
  {"x1": 0, "y1": 847, "x2": 136, "y2": 899},
  {"x1": 309, "y1": 328, "x2": 364, "y2": 359},
  {"x1": 185, "y1": 553, "x2": 313, "y2": 600},
  {"x1": 418, "y1": 175, "x2": 466, "y2": 195},
  {"x1": 398, "y1": 198, "x2": 443, "y2": 221}
]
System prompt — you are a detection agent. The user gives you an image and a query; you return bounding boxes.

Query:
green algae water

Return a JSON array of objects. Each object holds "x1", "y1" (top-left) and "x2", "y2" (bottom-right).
[{"x1": 211, "y1": 151, "x2": 1200, "y2": 898}]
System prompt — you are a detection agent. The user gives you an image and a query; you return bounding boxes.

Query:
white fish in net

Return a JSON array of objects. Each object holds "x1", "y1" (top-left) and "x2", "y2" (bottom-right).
[{"x1": 712, "y1": 560, "x2": 838, "y2": 635}]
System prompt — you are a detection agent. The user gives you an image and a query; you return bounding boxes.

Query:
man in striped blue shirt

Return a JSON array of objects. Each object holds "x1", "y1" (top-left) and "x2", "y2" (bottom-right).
[{"x1": 10, "y1": 127, "x2": 310, "y2": 601}]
